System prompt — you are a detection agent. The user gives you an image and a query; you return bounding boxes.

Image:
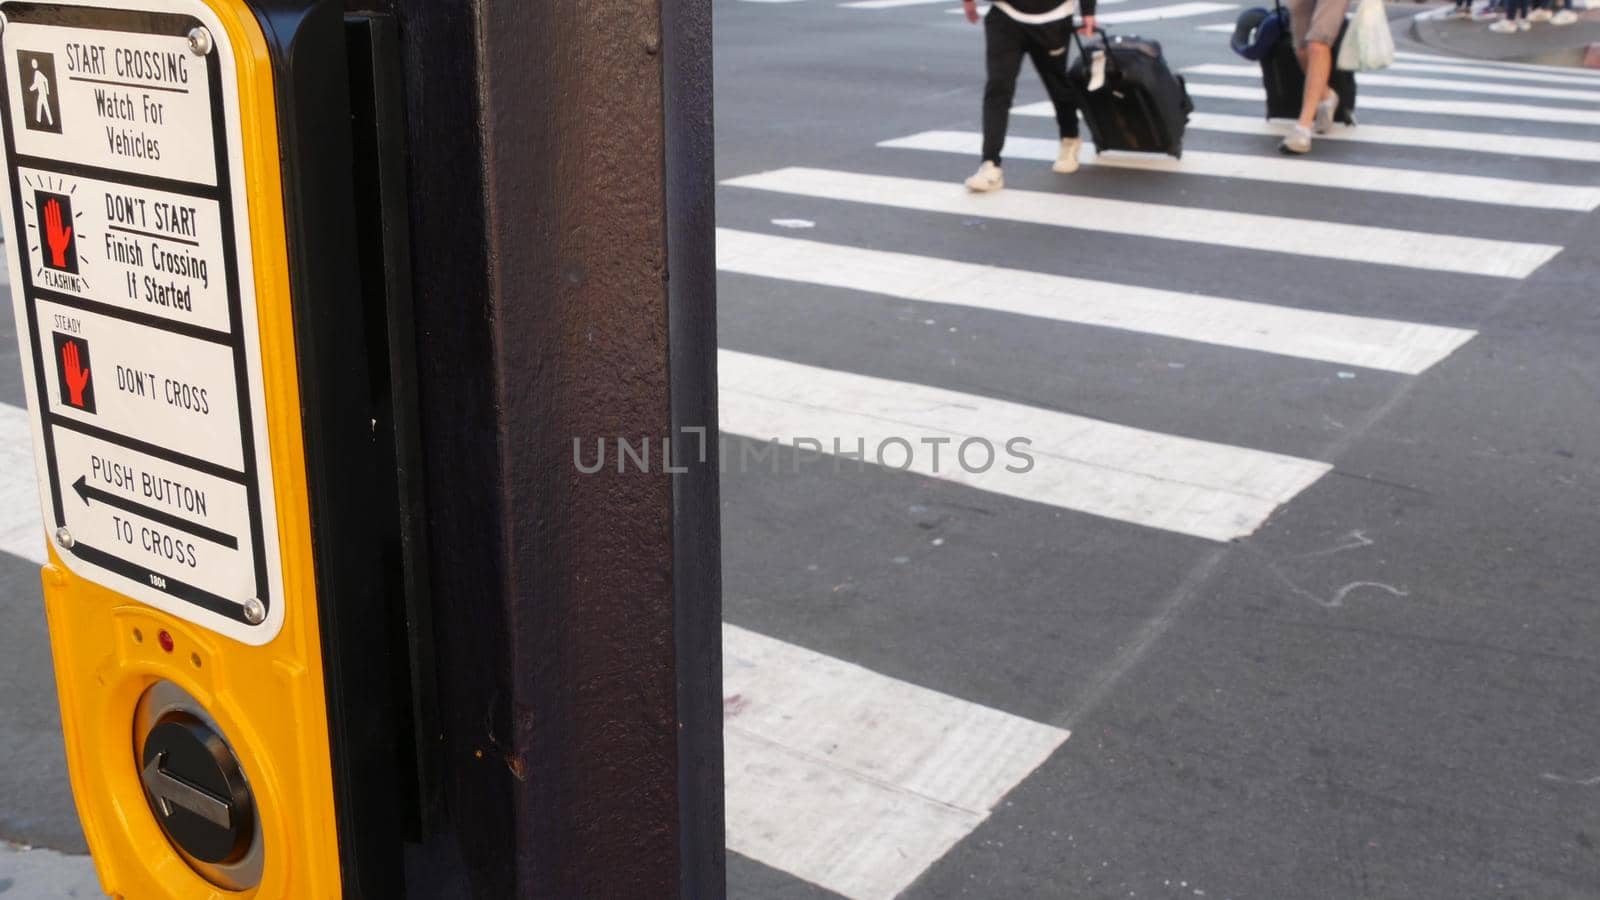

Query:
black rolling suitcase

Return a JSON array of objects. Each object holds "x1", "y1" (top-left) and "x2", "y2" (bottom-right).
[
  {"x1": 1260, "y1": 10, "x2": 1357, "y2": 123},
  {"x1": 1068, "y1": 29, "x2": 1193, "y2": 159}
]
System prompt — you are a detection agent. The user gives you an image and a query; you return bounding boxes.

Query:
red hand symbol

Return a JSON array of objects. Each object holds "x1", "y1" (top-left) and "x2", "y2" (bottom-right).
[
  {"x1": 62, "y1": 341, "x2": 89, "y2": 407},
  {"x1": 44, "y1": 198, "x2": 73, "y2": 268}
]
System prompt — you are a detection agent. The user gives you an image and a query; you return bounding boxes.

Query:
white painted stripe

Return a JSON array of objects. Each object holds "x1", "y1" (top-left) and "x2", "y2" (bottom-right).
[
  {"x1": 1194, "y1": 21, "x2": 1236, "y2": 30},
  {"x1": 1183, "y1": 63, "x2": 1600, "y2": 104},
  {"x1": 947, "y1": 0, "x2": 1131, "y2": 13},
  {"x1": 882, "y1": 128, "x2": 1600, "y2": 211},
  {"x1": 841, "y1": 0, "x2": 952, "y2": 8},
  {"x1": 717, "y1": 228, "x2": 1478, "y2": 372},
  {"x1": 722, "y1": 167, "x2": 1562, "y2": 279},
  {"x1": 718, "y1": 349, "x2": 1333, "y2": 541},
  {"x1": 1182, "y1": 81, "x2": 1600, "y2": 127},
  {"x1": 725, "y1": 623, "x2": 1069, "y2": 900},
  {"x1": 1180, "y1": 110, "x2": 1600, "y2": 164},
  {"x1": 0, "y1": 403, "x2": 44, "y2": 565},
  {"x1": 1098, "y1": 0, "x2": 1236, "y2": 22},
  {"x1": 1396, "y1": 49, "x2": 1600, "y2": 79},
  {"x1": 1385, "y1": 60, "x2": 1600, "y2": 88}
]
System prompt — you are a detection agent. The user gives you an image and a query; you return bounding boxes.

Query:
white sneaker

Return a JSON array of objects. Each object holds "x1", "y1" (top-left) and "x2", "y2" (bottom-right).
[
  {"x1": 1279, "y1": 124, "x2": 1312, "y2": 155},
  {"x1": 965, "y1": 160, "x2": 1004, "y2": 192},
  {"x1": 1313, "y1": 90, "x2": 1339, "y2": 134},
  {"x1": 1552, "y1": 9, "x2": 1579, "y2": 23},
  {"x1": 1489, "y1": 17, "x2": 1518, "y2": 30},
  {"x1": 1519, "y1": 16, "x2": 1533, "y2": 27},
  {"x1": 1529, "y1": 7, "x2": 1553, "y2": 19},
  {"x1": 1053, "y1": 137, "x2": 1084, "y2": 174}
]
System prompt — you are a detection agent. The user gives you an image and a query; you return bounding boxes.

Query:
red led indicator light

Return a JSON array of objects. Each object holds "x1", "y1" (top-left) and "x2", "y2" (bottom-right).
[{"x1": 157, "y1": 631, "x2": 174, "y2": 653}]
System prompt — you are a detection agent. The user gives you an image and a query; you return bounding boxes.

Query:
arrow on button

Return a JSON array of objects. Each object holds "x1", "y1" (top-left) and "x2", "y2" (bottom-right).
[{"x1": 72, "y1": 476, "x2": 239, "y2": 550}]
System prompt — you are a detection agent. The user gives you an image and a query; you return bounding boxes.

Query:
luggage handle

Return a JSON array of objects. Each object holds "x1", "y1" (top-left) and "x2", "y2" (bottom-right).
[{"x1": 1070, "y1": 26, "x2": 1125, "y2": 79}]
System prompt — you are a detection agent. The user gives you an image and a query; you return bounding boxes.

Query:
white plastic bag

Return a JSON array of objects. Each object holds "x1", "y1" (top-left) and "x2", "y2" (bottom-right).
[{"x1": 1338, "y1": 0, "x2": 1395, "y2": 71}]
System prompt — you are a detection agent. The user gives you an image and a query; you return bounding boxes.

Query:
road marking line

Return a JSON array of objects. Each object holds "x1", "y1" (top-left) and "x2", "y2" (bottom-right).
[
  {"x1": 718, "y1": 228, "x2": 1477, "y2": 373},
  {"x1": 883, "y1": 128, "x2": 1600, "y2": 211},
  {"x1": 948, "y1": 0, "x2": 1132, "y2": 13},
  {"x1": 1396, "y1": 49, "x2": 1600, "y2": 79},
  {"x1": 1098, "y1": 1, "x2": 1237, "y2": 23},
  {"x1": 719, "y1": 349, "x2": 1333, "y2": 541},
  {"x1": 984, "y1": 1, "x2": 1228, "y2": 20},
  {"x1": 1181, "y1": 81, "x2": 1600, "y2": 127},
  {"x1": 1385, "y1": 60, "x2": 1600, "y2": 88},
  {"x1": 1165, "y1": 110, "x2": 1600, "y2": 164},
  {"x1": 842, "y1": 0, "x2": 952, "y2": 8},
  {"x1": 721, "y1": 167, "x2": 1562, "y2": 279},
  {"x1": 1194, "y1": 21, "x2": 1237, "y2": 30},
  {"x1": 0, "y1": 403, "x2": 44, "y2": 566},
  {"x1": 725, "y1": 623, "x2": 1069, "y2": 900},
  {"x1": 1182, "y1": 63, "x2": 1600, "y2": 104}
]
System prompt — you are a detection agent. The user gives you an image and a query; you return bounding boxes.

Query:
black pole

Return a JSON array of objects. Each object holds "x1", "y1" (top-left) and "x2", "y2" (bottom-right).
[{"x1": 363, "y1": 0, "x2": 723, "y2": 896}]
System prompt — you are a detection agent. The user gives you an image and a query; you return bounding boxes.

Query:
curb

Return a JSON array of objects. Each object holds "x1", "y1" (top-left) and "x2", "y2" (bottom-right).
[{"x1": 1409, "y1": 4, "x2": 1600, "y2": 66}]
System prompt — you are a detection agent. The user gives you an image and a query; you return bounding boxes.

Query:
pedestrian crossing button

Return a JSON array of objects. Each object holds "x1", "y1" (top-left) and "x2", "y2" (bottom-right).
[{"x1": 137, "y1": 709, "x2": 258, "y2": 877}]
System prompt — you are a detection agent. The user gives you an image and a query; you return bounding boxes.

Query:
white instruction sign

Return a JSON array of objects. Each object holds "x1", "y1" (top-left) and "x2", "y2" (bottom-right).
[{"x1": 0, "y1": 0, "x2": 284, "y2": 645}]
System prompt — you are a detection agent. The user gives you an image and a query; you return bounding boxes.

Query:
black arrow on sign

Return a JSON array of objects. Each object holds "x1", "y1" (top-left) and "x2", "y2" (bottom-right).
[{"x1": 72, "y1": 476, "x2": 239, "y2": 550}]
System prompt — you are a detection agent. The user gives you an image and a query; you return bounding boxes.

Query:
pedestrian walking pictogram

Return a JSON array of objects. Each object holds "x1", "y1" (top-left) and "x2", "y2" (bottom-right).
[
  {"x1": 53, "y1": 333, "x2": 95, "y2": 414},
  {"x1": 35, "y1": 191, "x2": 77, "y2": 273},
  {"x1": 18, "y1": 51, "x2": 61, "y2": 134}
]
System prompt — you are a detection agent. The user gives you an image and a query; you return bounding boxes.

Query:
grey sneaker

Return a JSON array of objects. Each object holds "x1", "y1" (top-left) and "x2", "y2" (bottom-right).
[
  {"x1": 1314, "y1": 90, "x2": 1339, "y2": 134},
  {"x1": 1279, "y1": 124, "x2": 1313, "y2": 155}
]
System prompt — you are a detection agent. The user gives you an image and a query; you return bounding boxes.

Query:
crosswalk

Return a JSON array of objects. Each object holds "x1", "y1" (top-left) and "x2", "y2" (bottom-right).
[
  {"x1": 708, "y1": 10, "x2": 1599, "y2": 896},
  {"x1": 1183, "y1": 81, "x2": 1600, "y2": 126},
  {"x1": 724, "y1": 624, "x2": 1069, "y2": 900},
  {"x1": 880, "y1": 129, "x2": 1600, "y2": 209},
  {"x1": 945, "y1": 0, "x2": 1236, "y2": 21},
  {"x1": 724, "y1": 167, "x2": 1559, "y2": 277},
  {"x1": 739, "y1": 0, "x2": 1247, "y2": 23},
  {"x1": 0, "y1": 402, "x2": 44, "y2": 566},
  {"x1": 1183, "y1": 63, "x2": 1600, "y2": 105}
]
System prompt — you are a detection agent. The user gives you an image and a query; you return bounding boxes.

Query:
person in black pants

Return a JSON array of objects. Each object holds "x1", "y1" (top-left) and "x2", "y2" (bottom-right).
[{"x1": 962, "y1": 0, "x2": 1098, "y2": 193}]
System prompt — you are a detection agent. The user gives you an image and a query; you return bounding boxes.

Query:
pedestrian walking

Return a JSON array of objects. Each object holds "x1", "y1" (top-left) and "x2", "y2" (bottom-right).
[
  {"x1": 1530, "y1": 0, "x2": 1581, "y2": 25},
  {"x1": 1278, "y1": 0, "x2": 1354, "y2": 154},
  {"x1": 962, "y1": 0, "x2": 1099, "y2": 193},
  {"x1": 1490, "y1": 0, "x2": 1531, "y2": 31}
]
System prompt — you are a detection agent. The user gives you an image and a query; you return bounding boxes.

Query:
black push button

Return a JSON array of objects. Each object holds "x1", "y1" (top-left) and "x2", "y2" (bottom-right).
[{"x1": 138, "y1": 712, "x2": 256, "y2": 865}]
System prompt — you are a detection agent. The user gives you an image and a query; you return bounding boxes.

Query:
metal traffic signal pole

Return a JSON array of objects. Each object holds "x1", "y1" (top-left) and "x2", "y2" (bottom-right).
[{"x1": 369, "y1": 0, "x2": 724, "y2": 896}]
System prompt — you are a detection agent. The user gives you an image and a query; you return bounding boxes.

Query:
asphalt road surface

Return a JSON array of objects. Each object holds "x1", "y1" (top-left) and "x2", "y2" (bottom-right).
[{"x1": 4, "y1": 1, "x2": 1600, "y2": 897}]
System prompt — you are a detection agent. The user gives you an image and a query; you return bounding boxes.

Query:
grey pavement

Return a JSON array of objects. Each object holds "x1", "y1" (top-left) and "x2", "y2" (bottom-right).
[
  {"x1": 1413, "y1": 0, "x2": 1600, "y2": 65},
  {"x1": 0, "y1": 844, "x2": 99, "y2": 899}
]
